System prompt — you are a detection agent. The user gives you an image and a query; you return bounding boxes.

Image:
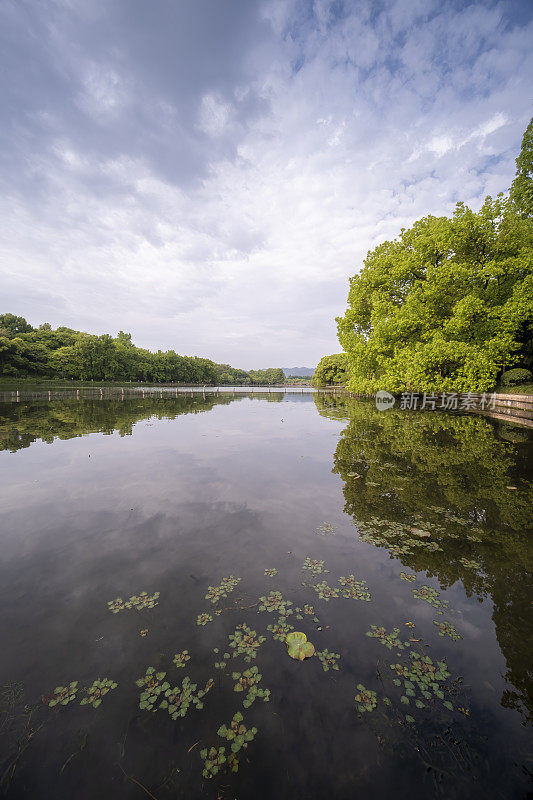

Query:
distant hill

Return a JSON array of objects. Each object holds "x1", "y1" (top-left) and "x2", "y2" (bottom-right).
[{"x1": 282, "y1": 367, "x2": 315, "y2": 377}]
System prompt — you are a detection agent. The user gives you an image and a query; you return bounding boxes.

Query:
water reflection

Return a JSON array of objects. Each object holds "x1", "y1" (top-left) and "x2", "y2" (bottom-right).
[
  {"x1": 0, "y1": 392, "x2": 531, "y2": 799},
  {"x1": 314, "y1": 393, "x2": 533, "y2": 724}
]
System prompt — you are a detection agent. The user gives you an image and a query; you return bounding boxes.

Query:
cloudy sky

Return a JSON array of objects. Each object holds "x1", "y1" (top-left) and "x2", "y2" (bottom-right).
[{"x1": 1, "y1": 0, "x2": 532, "y2": 368}]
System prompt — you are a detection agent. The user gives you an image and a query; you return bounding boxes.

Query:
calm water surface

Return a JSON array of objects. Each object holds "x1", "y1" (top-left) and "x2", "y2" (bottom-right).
[{"x1": 0, "y1": 392, "x2": 531, "y2": 799}]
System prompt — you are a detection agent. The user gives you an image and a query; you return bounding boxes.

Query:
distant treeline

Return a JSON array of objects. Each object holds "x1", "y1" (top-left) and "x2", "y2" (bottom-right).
[{"x1": 0, "y1": 314, "x2": 285, "y2": 385}]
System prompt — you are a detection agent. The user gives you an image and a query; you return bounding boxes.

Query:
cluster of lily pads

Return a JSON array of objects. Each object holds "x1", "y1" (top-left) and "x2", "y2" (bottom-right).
[
  {"x1": 205, "y1": 576, "x2": 241, "y2": 604},
  {"x1": 355, "y1": 684, "x2": 378, "y2": 713},
  {"x1": 43, "y1": 533, "x2": 472, "y2": 789},
  {"x1": 80, "y1": 678, "x2": 117, "y2": 708},
  {"x1": 160, "y1": 677, "x2": 213, "y2": 720},
  {"x1": 390, "y1": 652, "x2": 454, "y2": 713},
  {"x1": 232, "y1": 666, "x2": 270, "y2": 708},
  {"x1": 302, "y1": 558, "x2": 328, "y2": 575},
  {"x1": 200, "y1": 712, "x2": 259, "y2": 779},
  {"x1": 136, "y1": 667, "x2": 212, "y2": 718},
  {"x1": 433, "y1": 620, "x2": 462, "y2": 641},
  {"x1": 293, "y1": 604, "x2": 320, "y2": 623},
  {"x1": 317, "y1": 649, "x2": 340, "y2": 672},
  {"x1": 44, "y1": 679, "x2": 118, "y2": 709},
  {"x1": 200, "y1": 746, "x2": 228, "y2": 779},
  {"x1": 228, "y1": 624, "x2": 266, "y2": 662},
  {"x1": 43, "y1": 682, "x2": 79, "y2": 708},
  {"x1": 312, "y1": 581, "x2": 339, "y2": 601},
  {"x1": 173, "y1": 650, "x2": 191, "y2": 668},
  {"x1": 357, "y1": 517, "x2": 446, "y2": 558},
  {"x1": 459, "y1": 557, "x2": 482, "y2": 570},
  {"x1": 316, "y1": 522, "x2": 336, "y2": 536},
  {"x1": 338, "y1": 575, "x2": 371, "y2": 601},
  {"x1": 412, "y1": 585, "x2": 449, "y2": 611},
  {"x1": 267, "y1": 616, "x2": 294, "y2": 641},
  {"x1": 365, "y1": 625, "x2": 410, "y2": 651},
  {"x1": 107, "y1": 591, "x2": 160, "y2": 613},
  {"x1": 258, "y1": 591, "x2": 293, "y2": 616},
  {"x1": 353, "y1": 650, "x2": 456, "y2": 722}
]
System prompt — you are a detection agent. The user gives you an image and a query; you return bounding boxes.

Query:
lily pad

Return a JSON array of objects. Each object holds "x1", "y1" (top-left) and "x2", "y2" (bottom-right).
[{"x1": 286, "y1": 631, "x2": 315, "y2": 661}]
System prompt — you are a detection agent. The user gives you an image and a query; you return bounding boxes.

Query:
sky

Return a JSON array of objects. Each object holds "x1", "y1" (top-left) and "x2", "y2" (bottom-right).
[{"x1": 1, "y1": 0, "x2": 532, "y2": 369}]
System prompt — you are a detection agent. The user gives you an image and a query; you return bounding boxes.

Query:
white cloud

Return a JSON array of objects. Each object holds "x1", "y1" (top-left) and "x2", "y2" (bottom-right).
[{"x1": 1, "y1": 0, "x2": 532, "y2": 367}]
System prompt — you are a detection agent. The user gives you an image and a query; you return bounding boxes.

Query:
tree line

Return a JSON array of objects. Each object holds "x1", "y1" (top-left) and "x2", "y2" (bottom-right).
[
  {"x1": 0, "y1": 316, "x2": 285, "y2": 385},
  {"x1": 315, "y1": 118, "x2": 533, "y2": 392}
]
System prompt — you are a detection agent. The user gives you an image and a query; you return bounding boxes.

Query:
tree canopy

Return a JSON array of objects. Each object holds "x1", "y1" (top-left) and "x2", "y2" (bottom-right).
[
  {"x1": 0, "y1": 317, "x2": 285, "y2": 385},
  {"x1": 336, "y1": 119, "x2": 533, "y2": 394},
  {"x1": 312, "y1": 354, "x2": 348, "y2": 386}
]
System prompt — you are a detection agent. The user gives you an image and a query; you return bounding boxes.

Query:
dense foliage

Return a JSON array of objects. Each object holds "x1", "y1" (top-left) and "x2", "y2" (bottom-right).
[
  {"x1": 314, "y1": 392, "x2": 532, "y2": 722},
  {"x1": 312, "y1": 354, "x2": 348, "y2": 386},
  {"x1": 0, "y1": 316, "x2": 284, "y2": 385},
  {"x1": 336, "y1": 120, "x2": 533, "y2": 394}
]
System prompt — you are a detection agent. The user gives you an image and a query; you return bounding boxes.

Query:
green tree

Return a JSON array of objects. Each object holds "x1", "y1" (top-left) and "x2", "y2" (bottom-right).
[
  {"x1": 337, "y1": 196, "x2": 533, "y2": 393},
  {"x1": 510, "y1": 117, "x2": 533, "y2": 217},
  {"x1": 312, "y1": 354, "x2": 348, "y2": 386},
  {"x1": 0, "y1": 314, "x2": 34, "y2": 337}
]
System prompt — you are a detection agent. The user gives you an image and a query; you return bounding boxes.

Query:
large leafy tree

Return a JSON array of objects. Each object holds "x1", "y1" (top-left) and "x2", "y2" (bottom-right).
[
  {"x1": 312, "y1": 354, "x2": 348, "y2": 386},
  {"x1": 510, "y1": 117, "x2": 533, "y2": 218},
  {"x1": 337, "y1": 122, "x2": 533, "y2": 393}
]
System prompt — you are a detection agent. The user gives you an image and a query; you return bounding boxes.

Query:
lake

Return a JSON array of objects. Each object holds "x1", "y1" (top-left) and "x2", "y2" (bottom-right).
[{"x1": 0, "y1": 390, "x2": 531, "y2": 799}]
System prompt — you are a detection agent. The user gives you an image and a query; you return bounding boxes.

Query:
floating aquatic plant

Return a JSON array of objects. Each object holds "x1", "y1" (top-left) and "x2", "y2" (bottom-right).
[
  {"x1": 316, "y1": 649, "x2": 340, "y2": 672},
  {"x1": 213, "y1": 649, "x2": 231, "y2": 669},
  {"x1": 136, "y1": 667, "x2": 168, "y2": 711},
  {"x1": 366, "y1": 625, "x2": 410, "y2": 650},
  {"x1": 390, "y1": 652, "x2": 453, "y2": 711},
  {"x1": 433, "y1": 620, "x2": 462, "y2": 641},
  {"x1": 267, "y1": 616, "x2": 294, "y2": 641},
  {"x1": 258, "y1": 591, "x2": 293, "y2": 616},
  {"x1": 80, "y1": 678, "x2": 117, "y2": 708},
  {"x1": 107, "y1": 598, "x2": 126, "y2": 614},
  {"x1": 44, "y1": 682, "x2": 78, "y2": 708},
  {"x1": 389, "y1": 543, "x2": 415, "y2": 557},
  {"x1": 228, "y1": 624, "x2": 266, "y2": 662},
  {"x1": 205, "y1": 576, "x2": 241, "y2": 604},
  {"x1": 410, "y1": 527, "x2": 431, "y2": 538},
  {"x1": 200, "y1": 746, "x2": 227, "y2": 779},
  {"x1": 264, "y1": 568, "x2": 277, "y2": 577},
  {"x1": 302, "y1": 558, "x2": 328, "y2": 575},
  {"x1": 313, "y1": 581, "x2": 339, "y2": 601},
  {"x1": 338, "y1": 575, "x2": 371, "y2": 601},
  {"x1": 286, "y1": 631, "x2": 315, "y2": 660},
  {"x1": 355, "y1": 684, "x2": 377, "y2": 713},
  {"x1": 232, "y1": 666, "x2": 270, "y2": 708},
  {"x1": 316, "y1": 522, "x2": 336, "y2": 536},
  {"x1": 173, "y1": 650, "x2": 190, "y2": 668},
  {"x1": 107, "y1": 591, "x2": 160, "y2": 613},
  {"x1": 400, "y1": 572, "x2": 416, "y2": 582},
  {"x1": 159, "y1": 676, "x2": 211, "y2": 720},
  {"x1": 412, "y1": 585, "x2": 449, "y2": 610},
  {"x1": 197, "y1": 612, "x2": 213, "y2": 626},
  {"x1": 459, "y1": 557, "x2": 481, "y2": 570},
  {"x1": 126, "y1": 591, "x2": 160, "y2": 610},
  {"x1": 217, "y1": 712, "x2": 258, "y2": 771}
]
